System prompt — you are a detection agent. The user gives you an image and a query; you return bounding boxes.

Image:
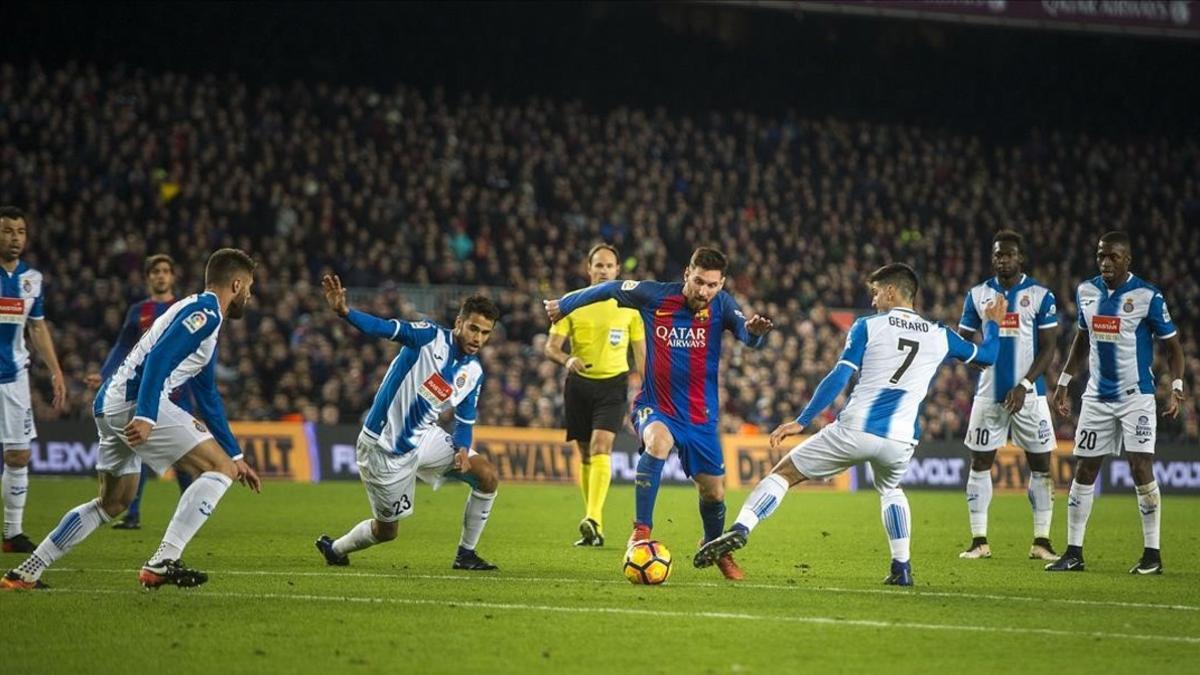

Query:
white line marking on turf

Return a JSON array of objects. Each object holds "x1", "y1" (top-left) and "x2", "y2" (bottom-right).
[
  {"x1": 38, "y1": 588, "x2": 1200, "y2": 645},
  {"x1": 48, "y1": 568, "x2": 1200, "y2": 612}
]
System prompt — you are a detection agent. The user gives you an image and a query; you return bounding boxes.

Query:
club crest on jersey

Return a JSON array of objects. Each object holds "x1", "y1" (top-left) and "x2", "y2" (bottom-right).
[
  {"x1": 182, "y1": 311, "x2": 208, "y2": 334},
  {"x1": 21, "y1": 279, "x2": 31, "y2": 294},
  {"x1": 455, "y1": 372, "x2": 468, "y2": 389},
  {"x1": 1020, "y1": 295, "x2": 1031, "y2": 308},
  {"x1": 419, "y1": 373, "x2": 454, "y2": 406},
  {"x1": 608, "y1": 328, "x2": 624, "y2": 346},
  {"x1": 695, "y1": 309, "x2": 710, "y2": 321},
  {"x1": 655, "y1": 325, "x2": 707, "y2": 348},
  {"x1": 1123, "y1": 299, "x2": 1134, "y2": 313}
]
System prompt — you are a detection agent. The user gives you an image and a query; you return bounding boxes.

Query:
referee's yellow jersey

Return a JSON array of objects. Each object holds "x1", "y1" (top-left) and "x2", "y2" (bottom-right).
[{"x1": 549, "y1": 298, "x2": 644, "y2": 379}]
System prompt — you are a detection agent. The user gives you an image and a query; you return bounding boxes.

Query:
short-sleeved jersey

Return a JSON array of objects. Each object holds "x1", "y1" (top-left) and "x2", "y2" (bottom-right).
[
  {"x1": 549, "y1": 294, "x2": 644, "y2": 380},
  {"x1": 558, "y1": 280, "x2": 765, "y2": 427},
  {"x1": 0, "y1": 261, "x2": 45, "y2": 383},
  {"x1": 100, "y1": 297, "x2": 192, "y2": 410},
  {"x1": 959, "y1": 275, "x2": 1057, "y2": 401},
  {"x1": 837, "y1": 308, "x2": 983, "y2": 444},
  {"x1": 1075, "y1": 274, "x2": 1176, "y2": 400},
  {"x1": 93, "y1": 291, "x2": 241, "y2": 459},
  {"x1": 360, "y1": 318, "x2": 485, "y2": 456}
]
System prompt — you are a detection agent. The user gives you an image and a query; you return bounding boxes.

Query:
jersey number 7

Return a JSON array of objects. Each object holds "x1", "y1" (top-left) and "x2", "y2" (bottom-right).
[{"x1": 890, "y1": 338, "x2": 920, "y2": 384}]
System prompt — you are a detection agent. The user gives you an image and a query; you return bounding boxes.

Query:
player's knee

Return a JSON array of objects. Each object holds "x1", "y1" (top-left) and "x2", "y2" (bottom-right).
[
  {"x1": 970, "y1": 452, "x2": 996, "y2": 472},
  {"x1": 4, "y1": 449, "x2": 31, "y2": 468},
  {"x1": 589, "y1": 438, "x2": 613, "y2": 455},
  {"x1": 1073, "y1": 460, "x2": 1101, "y2": 485},
  {"x1": 1025, "y1": 452, "x2": 1050, "y2": 473},
  {"x1": 475, "y1": 465, "x2": 499, "y2": 493}
]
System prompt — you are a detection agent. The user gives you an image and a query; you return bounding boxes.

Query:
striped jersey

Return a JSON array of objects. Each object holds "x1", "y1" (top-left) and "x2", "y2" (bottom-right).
[
  {"x1": 837, "y1": 308, "x2": 988, "y2": 444},
  {"x1": 557, "y1": 280, "x2": 765, "y2": 427},
  {"x1": 1075, "y1": 273, "x2": 1176, "y2": 400},
  {"x1": 93, "y1": 291, "x2": 241, "y2": 459},
  {"x1": 0, "y1": 261, "x2": 45, "y2": 384},
  {"x1": 959, "y1": 275, "x2": 1058, "y2": 401},
  {"x1": 348, "y1": 310, "x2": 484, "y2": 455},
  {"x1": 100, "y1": 296, "x2": 192, "y2": 410}
]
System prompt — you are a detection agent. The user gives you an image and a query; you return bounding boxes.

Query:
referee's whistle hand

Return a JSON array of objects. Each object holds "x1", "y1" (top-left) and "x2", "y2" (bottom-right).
[{"x1": 544, "y1": 298, "x2": 563, "y2": 323}]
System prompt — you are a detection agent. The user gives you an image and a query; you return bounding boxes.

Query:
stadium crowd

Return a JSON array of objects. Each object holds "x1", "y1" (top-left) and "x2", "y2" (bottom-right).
[{"x1": 1, "y1": 61, "x2": 1197, "y2": 441}]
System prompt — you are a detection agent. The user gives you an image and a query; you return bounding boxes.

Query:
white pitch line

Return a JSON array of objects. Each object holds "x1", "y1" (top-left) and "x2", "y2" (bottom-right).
[
  {"x1": 47, "y1": 568, "x2": 1200, "y2": 612},
  {"x1": 36, "y1": 587, "x2": 1200, "y2": 645}
]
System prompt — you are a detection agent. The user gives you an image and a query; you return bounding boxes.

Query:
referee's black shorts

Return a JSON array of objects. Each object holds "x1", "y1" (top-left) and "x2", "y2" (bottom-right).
[{"x1": 563, "y1": 371, "x2": 629, "y2": 442}]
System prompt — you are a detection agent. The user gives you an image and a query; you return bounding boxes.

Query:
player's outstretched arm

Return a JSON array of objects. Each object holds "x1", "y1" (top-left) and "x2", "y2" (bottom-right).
[
  {"x1": 949, "y1": 297, "x2": 1008, "y2": 367},
  {"x1": 545, "y1": 279, "x2": 655, "y2": 323},
  {"x1": 323, "y1": 273, "x2": 432, "y2": 345},
  {"x1": 773, "y1": 361, "x2": 857, "y2": 448}
]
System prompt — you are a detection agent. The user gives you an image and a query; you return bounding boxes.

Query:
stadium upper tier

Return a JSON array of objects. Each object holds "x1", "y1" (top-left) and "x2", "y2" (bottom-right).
[{"x1": 1, "y1": 62, "x2": 1196, "y2": 440}]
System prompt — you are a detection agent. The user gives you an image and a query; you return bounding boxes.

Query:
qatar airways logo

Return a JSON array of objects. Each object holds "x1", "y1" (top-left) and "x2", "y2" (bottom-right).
[{"x1": 655, "y1": 325, "x2": 707, "y2": 348}]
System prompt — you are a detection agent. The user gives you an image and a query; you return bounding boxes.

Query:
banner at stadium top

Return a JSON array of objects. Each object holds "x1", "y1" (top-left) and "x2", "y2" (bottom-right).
[
  {"x1": 767, "y1": 1, "x2": 1200, "y2": 39},
  {"x1": 19, "y1": 422, "x2": 1200, "y2": 494}
]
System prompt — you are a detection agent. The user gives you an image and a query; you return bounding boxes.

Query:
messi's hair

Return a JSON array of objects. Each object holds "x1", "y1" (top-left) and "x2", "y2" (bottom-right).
[
  {"x1": 868, "y1": 263, "x2": 920, "y2": 301},
  {"x1": 204, "y1": 248, "x2": 256, "y2": 286},
  {"x1": 459, "y1": 294, "x2": 500, "y2": 322},
  {"x1": 689, "y1": 246, "x2": 728, "y2": 274},
  {"x1": 587, "y1": 243, "x2": 619, "y2": 264},
  {"x1": 993, "y1": 229, "x2": 1024, "y2": 252},
  {"x1": 143, "y1": 253, "x2": 176, "y2": 277}
]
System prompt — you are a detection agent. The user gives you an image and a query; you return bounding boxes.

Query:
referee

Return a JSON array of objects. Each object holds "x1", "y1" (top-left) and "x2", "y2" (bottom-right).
[{"x1": 546, "y1": 244, "x2": 645, "y2": 547}]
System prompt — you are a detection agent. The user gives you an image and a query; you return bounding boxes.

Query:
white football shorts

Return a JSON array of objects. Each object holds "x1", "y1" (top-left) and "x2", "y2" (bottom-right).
[
  {"x1": 355, "y1": 428, "x2": 476, "y2": 522},
  {"x1": 1073, "y1": 394, "x2": 1156, "y2": 457},
  {"x1": 95, "y1": 401, "x2": 214, "y2": 476},
  {"x1": 0, "y1": 368, "x2": 36, "y2": 449},
  {"x1": 788, "y1": 422, "x2": 915, "y2": 493},
  {"x1": 964, "y1": 394, "x2": 1055, "y2": 453}
]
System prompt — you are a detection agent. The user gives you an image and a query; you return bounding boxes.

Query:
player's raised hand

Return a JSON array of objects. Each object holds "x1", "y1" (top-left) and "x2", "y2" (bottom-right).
[
  {"x1": 1052, "y1": 383, "x2": 1072, "y2": 417},
  {"x1": 543, "y1": 298, "x2": 563, "y2": 323},
  {"x1": 124, "y1": 418, "x2": 153, "y2": 447},
  {"x1": 1164, "y1": 386, "x2": 1185, "y2": 419},
  {"x1": 322, "y1": 274, "x2": 350, "y2": 317},
  {"x1": 747, "y1": 314, "x2": 774, "y2": 337},
  {"x1": 983, "y1": 296, "x2": 1008, "y2": 324},
  {"x1": 235, "y1": 459, "x2": 262, "y2": 493},
  {"x1": 769, "y1": 420, "x2": 804, "y2": 449}
]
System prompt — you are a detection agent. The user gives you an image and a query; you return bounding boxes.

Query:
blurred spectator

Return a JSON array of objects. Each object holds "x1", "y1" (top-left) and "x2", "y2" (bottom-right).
[{"x1": 0, "y1": 62, "x2": 1195, "y2": 441}]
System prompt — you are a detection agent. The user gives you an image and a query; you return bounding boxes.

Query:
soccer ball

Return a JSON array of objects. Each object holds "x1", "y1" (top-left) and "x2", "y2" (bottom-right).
[{"x1": 623, "y1": 539, "x2": 672, "y2": 585}]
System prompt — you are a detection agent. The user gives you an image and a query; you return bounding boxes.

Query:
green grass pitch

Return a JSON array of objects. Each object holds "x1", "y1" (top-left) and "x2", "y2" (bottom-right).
[{"x1": 3, "y1": 477, "x2": 1198, "y2": 674}]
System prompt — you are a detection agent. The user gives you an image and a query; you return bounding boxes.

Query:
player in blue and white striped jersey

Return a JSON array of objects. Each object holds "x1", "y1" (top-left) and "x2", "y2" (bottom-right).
[
  {"x1": 1048, "y1": 232, "x2": 1186, "y2": 575},
  {"x1": 2, "y1": 249, "x2": 262, "y2": 591},
  {"x1": 315, "y1": 275, "x2": 503, "y2": 572},
  {"x1": 0, "y1": 207, "x2": 68, "y2": 556},
  {"x1": 696, "y1": 264, "x2": 1007, "y2": 585},
  {"x1": 957, "y1": 231, "x2": 1061, "y2": 562}
]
